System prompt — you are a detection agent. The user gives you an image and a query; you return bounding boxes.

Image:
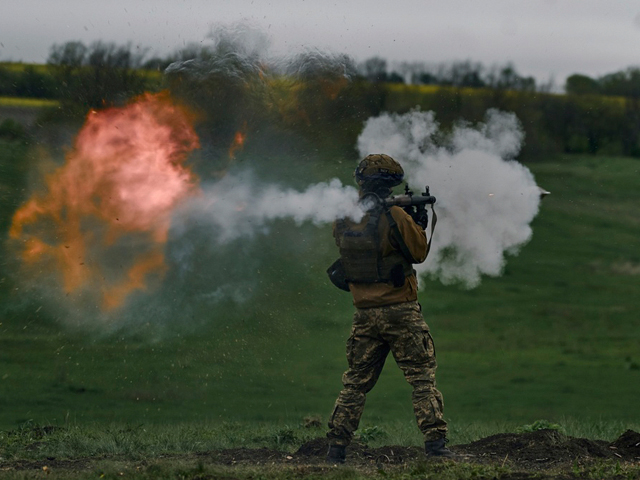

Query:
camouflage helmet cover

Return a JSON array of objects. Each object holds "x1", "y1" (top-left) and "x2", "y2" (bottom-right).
[{"x1": 354, "y1": 154, "x2": 404, "y2": 187}]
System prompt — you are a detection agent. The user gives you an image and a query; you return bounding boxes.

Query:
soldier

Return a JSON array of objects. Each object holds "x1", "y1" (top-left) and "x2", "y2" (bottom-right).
[{"x1": 326, "y1": 154, "x2": 454, "y2": 464}]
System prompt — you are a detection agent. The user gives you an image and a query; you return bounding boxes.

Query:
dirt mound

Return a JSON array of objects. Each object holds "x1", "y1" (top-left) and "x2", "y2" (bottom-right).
[
  {"x1": 455, "y1": 429, "x2": 613, "y2": 468},
  {"x1": 610, "y1": 429, "x2": 640, "y2": 459},
  {"x1": 295, "y1": 437, "x2": 329, "y2": 457},
  {"x1": 295, "y1": 437, "x2": 422, "y2": 465},
  {"x1": 201, "y1": 447, "x2": 285, "y2": 465},
  {"x1": 295, "y1": 430, "x2": 640, "y2": 469},
  {"x1": 366, "y1": 445, "x2": 424, "y2": 465},
  {"x1": 454, "y1": 429, "x2": 640, "y2": 470}
]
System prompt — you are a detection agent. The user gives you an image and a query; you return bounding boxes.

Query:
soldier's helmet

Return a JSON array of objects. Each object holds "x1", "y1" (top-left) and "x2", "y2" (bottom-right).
[{"x1": 354, "y1": 154, "x2": 404, "y2": 189}]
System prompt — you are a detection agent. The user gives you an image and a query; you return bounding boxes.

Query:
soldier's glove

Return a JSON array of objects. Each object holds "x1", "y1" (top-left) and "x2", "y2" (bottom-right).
[{"x1": 414, "y1": 210, "x2": 429, "y2": 230}]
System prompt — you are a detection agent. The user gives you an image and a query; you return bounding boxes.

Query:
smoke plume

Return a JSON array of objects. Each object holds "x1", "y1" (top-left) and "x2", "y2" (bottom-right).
[
  {"x1": 358, "y1": 109, "x2": 541, "y2": 287},
  {"x1": 174, "y1": 176, "x2": 362, "y2": 244}
]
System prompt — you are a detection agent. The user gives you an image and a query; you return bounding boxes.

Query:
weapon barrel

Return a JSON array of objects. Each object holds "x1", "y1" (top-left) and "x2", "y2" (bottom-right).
[{"x1": 385, "y1": 195, "x2": 436, "y2": 208}]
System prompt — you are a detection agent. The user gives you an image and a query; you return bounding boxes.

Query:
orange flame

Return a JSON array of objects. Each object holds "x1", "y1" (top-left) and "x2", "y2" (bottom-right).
[
  {"x1": 228, "y1": 122, "x2": 248, "y2": 159},
  {"x1": 10, "y1": 92, "x2": 200, "y2": 311}
]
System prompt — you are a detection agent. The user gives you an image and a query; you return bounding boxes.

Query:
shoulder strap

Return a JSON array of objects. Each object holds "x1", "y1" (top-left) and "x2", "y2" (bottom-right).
[
  {"x1": 425, "y1": 205, "x2": 437, "y2": 256},
  {"x1": 384, "y1": 209, "x2": 417, "y2": 263}
]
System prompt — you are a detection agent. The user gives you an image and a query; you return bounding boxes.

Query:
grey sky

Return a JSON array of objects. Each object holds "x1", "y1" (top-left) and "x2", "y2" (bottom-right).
[{"x1": 2, "y1": 0, "x2": 640, "y2": 85}]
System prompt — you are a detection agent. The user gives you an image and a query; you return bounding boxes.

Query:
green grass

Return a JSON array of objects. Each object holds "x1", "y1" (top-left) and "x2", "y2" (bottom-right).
[
  {"x1": 0, "y1": 461, "x2": 637, "y2": 480},
  {"x1": 3, "y1": 429, "x2": 640, "y2": 480},
  {"x1": 0, "y1": 459, "x2": 522, "y2": 480},
  {"x1": 1, "y1": 139, "x2": 639, "y2": 454},
  {"x1": 2, "y1": 417, "x2": 639, "y2": 462}
]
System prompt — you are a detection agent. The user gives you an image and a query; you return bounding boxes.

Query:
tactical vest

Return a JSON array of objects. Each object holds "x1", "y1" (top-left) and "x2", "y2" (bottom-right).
[{"x1": 335, "y1": 208, "x2": 414, "y2": 286}]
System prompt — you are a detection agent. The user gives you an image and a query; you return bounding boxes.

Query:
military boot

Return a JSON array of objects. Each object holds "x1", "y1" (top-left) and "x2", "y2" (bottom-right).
[
  {"x1": 425, "y1": 437, "x2": 456, "y2": 458},
  {"x1": 327, "y1": 445, "x2": 346, "y2": 464}
]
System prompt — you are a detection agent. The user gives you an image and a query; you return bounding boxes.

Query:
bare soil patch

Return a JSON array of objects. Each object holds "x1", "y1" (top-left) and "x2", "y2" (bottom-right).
[
  {"x1": 2, "y1": 429, "x2": 639, "y2": 478},
  {"x1": 290, "y1": 429, "x2": 640, "y2": 470}
]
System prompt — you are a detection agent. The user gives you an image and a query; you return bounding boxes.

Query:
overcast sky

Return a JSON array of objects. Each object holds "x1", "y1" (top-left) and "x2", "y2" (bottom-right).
[{"x1": 2, "y1": 0, "x2": 640, "y2": 86}]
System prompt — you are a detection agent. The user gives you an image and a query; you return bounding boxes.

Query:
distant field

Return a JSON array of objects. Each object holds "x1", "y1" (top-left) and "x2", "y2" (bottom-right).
[
  {"x1": 1, "y1": 137, "x2": 639, "y2": 447},
  {"x1": 387, "y1": 83, "x2": 478, "y2": 96},
  {"x1": 385, "y1": 82, "x2": 626, "y2": 104},
  {"x1": 0, "y1": 96, "x2": 59, "y2": 108},
  {"x1": 0, "y1": 62, "x2": 50, "y2": 74},
  {"x1": 0, "y1": 96, "x2": 60, "y2": 127},
  {"x1": 0, "y1": 62, "x2": 162, "y2": 79}
]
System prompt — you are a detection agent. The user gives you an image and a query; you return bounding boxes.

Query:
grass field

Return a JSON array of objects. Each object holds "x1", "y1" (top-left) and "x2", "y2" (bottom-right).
[{"x1": 1, "y1": 134, "x2": 639, "y2": 471}]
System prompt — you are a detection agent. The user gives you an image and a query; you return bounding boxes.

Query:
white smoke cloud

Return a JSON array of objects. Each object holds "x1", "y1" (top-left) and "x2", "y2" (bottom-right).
[
  {"x1": 174, "y1": 175, "x2": 363, "y2": 243},
  {"x1": 175, "y1": 108, "x2": 539, "y2": 288},
  {"x1": 358, "y1": 109, "x2": 540, "y2": 287}
]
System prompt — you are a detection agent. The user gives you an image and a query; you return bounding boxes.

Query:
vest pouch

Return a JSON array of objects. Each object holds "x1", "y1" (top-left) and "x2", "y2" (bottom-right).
[
  {"x1": 339, "y1": 232, "x2": 380, "y2": 283},
  {"x1": 327, "y1": 258, "x2": 350, "y2": 292},
  {"x1": 389, "y1": 264, "x2": 406, "y2": 288},
  {"x1": 380, "y1": 253, "x2": 414, "y2": 286}
]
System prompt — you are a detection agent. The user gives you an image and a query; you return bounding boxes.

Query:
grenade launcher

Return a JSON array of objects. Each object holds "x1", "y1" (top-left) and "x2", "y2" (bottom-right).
[
  {"x1": 385, "y1": 185, "x2": 436, "y2": 229},
  {"x1": 362, "y1": 184, "x2": 436, "y2": 229}
]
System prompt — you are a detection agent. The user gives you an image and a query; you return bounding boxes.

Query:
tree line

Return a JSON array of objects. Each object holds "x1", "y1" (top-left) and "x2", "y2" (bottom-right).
[
  {"x1": 0, "y1": 41, "x2": 155, "y2": 110},
  {"x1": 565, "y1": 70, "x2": 640, "y2": 98},
  {"x1": 2, "y1": 40, "x2": 640, "y2": 158},
  {"x1": 0, "y1": 46, "x2": 543, "y2": 101},
  {"x1": 359, "y1": 57, "x2": 539, "y2": 92},
  {"x1": 3, "y1": 41, "x2": 640, "y2": 99}
]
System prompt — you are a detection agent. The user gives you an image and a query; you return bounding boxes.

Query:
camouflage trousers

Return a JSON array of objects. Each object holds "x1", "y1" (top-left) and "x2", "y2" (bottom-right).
[{"x1": 327, "y1": 301, "x2": 447, "y2": 446}]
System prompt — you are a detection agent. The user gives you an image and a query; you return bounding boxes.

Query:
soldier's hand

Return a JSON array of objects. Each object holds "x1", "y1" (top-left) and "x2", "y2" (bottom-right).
[{"x1": 414, "y1": 210, "x2": 429, "y2": 229}]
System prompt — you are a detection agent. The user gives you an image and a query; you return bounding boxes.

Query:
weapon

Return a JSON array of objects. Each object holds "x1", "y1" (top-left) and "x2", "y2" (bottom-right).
[
  {"x1": 362, "y1": 184, "x2": 436, "y2": 229},
  {"x1": 386, "y1": 184, "x2": 435, "y2": 229}
]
